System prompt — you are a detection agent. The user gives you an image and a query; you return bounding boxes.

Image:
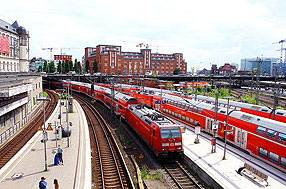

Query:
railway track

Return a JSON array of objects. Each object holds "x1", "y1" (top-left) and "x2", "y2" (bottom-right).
[
  {"x1": 231, "y1": 88, "x2": 286, "y2": 109},
  {"x1": 163, "y1": 161, "x2": 203, "y2": 189},
  {"x1": 73, "y1": 93, "x2": 133, "y2": 189},
  {"x1": 0, "y1": 90, "x2": 58, "y2": 169}
]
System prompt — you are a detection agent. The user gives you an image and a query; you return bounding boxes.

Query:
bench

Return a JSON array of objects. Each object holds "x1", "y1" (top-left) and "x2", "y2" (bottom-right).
[{"x1": 239, "y1": 163, "x2": 268, "y2": 186}]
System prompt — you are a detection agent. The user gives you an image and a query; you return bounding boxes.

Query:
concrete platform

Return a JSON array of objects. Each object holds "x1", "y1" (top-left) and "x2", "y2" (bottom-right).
[
  {"x1": 0, "y1": 97, "x2": 91, "y2": 189},
  {"x1": 183, "y1": 128, "x2": 286, "y2": 189}
]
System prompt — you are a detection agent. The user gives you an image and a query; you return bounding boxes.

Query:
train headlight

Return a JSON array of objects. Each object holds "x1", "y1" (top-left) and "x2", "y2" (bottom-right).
[
  {"x1": 177, "y1": 147, "x2": 182, "y2": 150},
  {"x1": 162, "y1": 143, "x2": 170, "y2": 147},
  {"x1": 175, "y1": 142, "x2": 182, "y2": 146}
]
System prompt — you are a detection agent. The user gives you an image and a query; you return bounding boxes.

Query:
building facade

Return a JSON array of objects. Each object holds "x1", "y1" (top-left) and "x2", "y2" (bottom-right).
[
  {"x1": 240, "y1": 57, "x2": 283, "y2": 76},
  {"x1": 0, "y1": 19, "x2": 29, "y2": 72},
  {"x1": 84, "y1": 45, "x2": 187, "y2": 75},
  {"x1": 218, "y1": 63, "x2": 237, "y2": 75},
  {"x1": 0, "y1": 75, "x2": 42, "y2": 130}
]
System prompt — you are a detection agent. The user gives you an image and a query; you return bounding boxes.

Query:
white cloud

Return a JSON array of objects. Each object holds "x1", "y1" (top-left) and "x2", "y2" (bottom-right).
[{"x1": 1, "y1": 0, "x2": 286, "y2": 71}]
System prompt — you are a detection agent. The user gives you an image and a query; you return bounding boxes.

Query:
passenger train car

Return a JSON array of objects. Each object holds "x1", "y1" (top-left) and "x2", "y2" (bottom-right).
[
  {"x1": 61, "y1": 80, "x2": 184, "y2": 159},
  {"x1": 111, "y1": 84, "x2": 286, "y2": 123}
]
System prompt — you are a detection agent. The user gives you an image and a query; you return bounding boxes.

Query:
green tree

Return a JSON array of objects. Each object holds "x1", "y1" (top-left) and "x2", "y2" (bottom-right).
[
  {"x1": 38, "y1": 65, "x2": 43, "y2": 72},
  {"x1": 69, "y1": 60, "x2": 73, "y2": 71},
  {"x1": 64, "y1": 60, "x2": 69, "y2": 73},
  {"x1": 43, "y1": 60, "x2": 48, "y2": 72},
  {"x1": 48, "y1": 61, "x2": 56, "y2": 73},
  {"x1": 93, "y1": 59, "x2": 98, "y2": 73},
  {"x1": 74, "y1": 59, "x2": 79, "y2": 73},
  {"x1": 173, "y1": 68, "x2": 181, "y2": 75},
  {"x1": 85, "y1": 60, "x2": 90, "y2": 73},
  {"x1": 57, "y1": 60, "x2": 62, "y2": 73},
  {"x1": 79, "y1": 62, "x2": 82, "y2": 74}
]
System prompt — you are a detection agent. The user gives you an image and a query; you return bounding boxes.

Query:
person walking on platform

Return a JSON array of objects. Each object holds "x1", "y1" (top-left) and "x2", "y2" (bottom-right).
[
  {"x1": 39, "y1": 176, "x2": 47, "y2": 189},
  {"x1": 57, "y1": 145, "x2": 63, "y2": 165},
  {"x1": 53, "y1": 179, "x2": 60, "y2": 189}
]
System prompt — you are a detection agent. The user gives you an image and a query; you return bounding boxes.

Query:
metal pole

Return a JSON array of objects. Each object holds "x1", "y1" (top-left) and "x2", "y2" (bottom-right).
[
  {"x1": 42, "y1": 101, "x2": 47, "y2": 171},
  {"x1": 55, "y1": 121, "x2": 57, "y2": 147},
  {"x1": 60, "y1": 93, "x2": 62, "y2": 126},
  {"x1": 223, "y1": 98, "x2": 230, "y2": 160}
]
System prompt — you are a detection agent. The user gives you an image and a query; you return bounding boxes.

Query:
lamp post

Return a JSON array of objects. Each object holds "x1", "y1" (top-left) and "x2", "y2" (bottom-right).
[
  {"x1": 222, "y1": 96, "x2": 235, "y2": 160},
  {"x1": 37, "y1": 97, "x2": 51, "y2": 171},
  {"x1": 56, "y1": 89, "x2": 65, "y2": 126}
]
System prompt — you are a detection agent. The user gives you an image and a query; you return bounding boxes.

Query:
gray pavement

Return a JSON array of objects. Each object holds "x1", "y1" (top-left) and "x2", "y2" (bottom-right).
[{"x1": 0, "y1": 97, "x2": 91, "y2": 189}]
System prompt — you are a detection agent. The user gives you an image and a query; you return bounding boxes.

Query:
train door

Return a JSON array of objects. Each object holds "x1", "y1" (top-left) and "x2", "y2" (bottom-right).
[
  {"x1": 235, "y1": 128, "x2": 248, "y2": 150},
  {"x1": 205, "y1": 117, "x2": 214, "y2": 135}
]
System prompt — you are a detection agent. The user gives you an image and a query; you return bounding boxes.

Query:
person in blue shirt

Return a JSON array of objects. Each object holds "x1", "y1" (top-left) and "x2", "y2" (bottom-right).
[
  {"x1": 57, "y1": 145, "x2": 63, "y2": 165},
  {"x1": 39, "y1": 177, "x2": 47, "y2": 189}
]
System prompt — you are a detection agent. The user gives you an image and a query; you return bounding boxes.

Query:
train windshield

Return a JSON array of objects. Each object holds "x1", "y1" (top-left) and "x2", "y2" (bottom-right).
[{"x1": 161, "y1": 128, "x2": 181, "y2": 139}]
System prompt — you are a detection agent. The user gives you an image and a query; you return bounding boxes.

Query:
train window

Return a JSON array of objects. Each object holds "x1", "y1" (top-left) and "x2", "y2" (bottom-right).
[
  {"x1": 174, "y1": 102, "x2": 177, "y2": 105},
  {"x1": 259, "y1": 147, "x2": 268, "y2": 159},
  {"x1": 277, "y1": 132, "x2": 286, "y2": 143},
  {"x1": 175, "y1": 113, "x2": 178, "y2": 117},
  {"x1": 261, "y1": 109, "x2": 268, "y2": 112},
  {"x1": 186, "y1": 117, "x2": 189, "y2": 122},
  {"x1": 189, "y1": 118, "x2": 194, "y2": 124},
  {"x1": 189, "y1": 106, "x2": 193, "y2": 110},
  {"x1": 163, "y1": 108, "x2": 166, "y2": 112},
  {"x1": 172, "y1": 112, "x2": 174, "y2": 116},
  {"x1": 276, "y1": 112, "x2": 284, "y2": 116},
  {"x1": 153, "y1": 129, "x2": 156, "y2": 136},
  {"x1": 281, "y1": 157, "x2": 286, "y2": 169},
  {"x1": 220, "y1": 110, "x2": 226, "y2": 114},
  {"x1": 198, "y1": 108, "x2": 203, "y2": 113},
  {"x1": 178, "y1": 114, "x2": 181, "y2": 119},
  {"x1": 269, "y1": 152, "x2": 279, "y2": 164},
  {"x1": 177, "y1": 102, "x2": 181, "y2": 107},
  {"x1": 193, "y1": 107, "x2": 197, "y2": 112},
  {"x1": 119, "y1": 105, "x2": 122, "y2": 110},
  {"x1": 181, "y1": 103, "x2": 185, "y2": 108},
  {"x1": 182, "y1": 116, "x2": 186, "y2": 121},
  {"x1": 219, "y1": 104, "x2": 224, "y2": 107},
  {"x1": 256, "y1": 126, "x2": 267, "y2": 135},
  {"x1": 266, "y1": 129, "x2": 277, "y2": 139}
]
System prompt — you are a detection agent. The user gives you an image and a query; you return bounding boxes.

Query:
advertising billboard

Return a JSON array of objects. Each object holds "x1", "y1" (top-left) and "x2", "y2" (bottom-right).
[{"x1": 0, "y1": 36, "x2": 10, "y2": 54}]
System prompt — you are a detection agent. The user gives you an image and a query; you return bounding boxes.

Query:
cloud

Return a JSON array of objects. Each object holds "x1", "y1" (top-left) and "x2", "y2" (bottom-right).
[{"x1": 1, "y1": 0, "x2": 286, "y2": 71}]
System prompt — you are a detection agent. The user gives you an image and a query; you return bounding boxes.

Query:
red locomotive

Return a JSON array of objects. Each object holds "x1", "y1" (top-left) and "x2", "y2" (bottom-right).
[{"x1": 126, "y1": 104, "x2": 183, "y2": 158}]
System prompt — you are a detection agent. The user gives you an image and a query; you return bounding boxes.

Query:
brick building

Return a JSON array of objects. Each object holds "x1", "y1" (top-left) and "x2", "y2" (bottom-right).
[{"x1": 84, "y1": 45, "x2": 187, "y2": 75}]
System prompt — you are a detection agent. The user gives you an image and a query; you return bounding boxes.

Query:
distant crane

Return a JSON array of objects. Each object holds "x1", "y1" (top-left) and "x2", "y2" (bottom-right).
[
  {"x1": 273, "y1": 39, "x2": 286, "y2": 75},
  {"x1": 42, "y1": 47, "x2": 80, "y2": 60}
]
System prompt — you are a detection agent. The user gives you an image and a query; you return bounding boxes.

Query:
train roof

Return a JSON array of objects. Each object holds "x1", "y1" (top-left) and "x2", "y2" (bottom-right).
[
  {"x1": 156, "y1": 92, "x2": 286, "y2": 133},
  {"x1": 140, "y1": 85, "x2": 286, "y2": 117},
  {"x1": 187, "y1": 94, "x2": 286, "y2": 116},
  {"x1": 129, "y1": 105, "x2": 179, "y2": 127}
]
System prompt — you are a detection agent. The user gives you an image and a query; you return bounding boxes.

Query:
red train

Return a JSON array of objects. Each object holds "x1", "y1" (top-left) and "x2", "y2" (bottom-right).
[{"x1": 61, "y1": 80, "x2": 184, "y2": 159}]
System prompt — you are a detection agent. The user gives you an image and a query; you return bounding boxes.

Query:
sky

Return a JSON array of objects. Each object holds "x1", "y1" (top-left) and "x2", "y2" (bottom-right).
[{"x1": 1, "y1": 0, "x2": 286, "y2": 71}]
